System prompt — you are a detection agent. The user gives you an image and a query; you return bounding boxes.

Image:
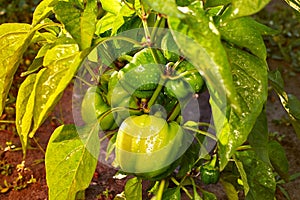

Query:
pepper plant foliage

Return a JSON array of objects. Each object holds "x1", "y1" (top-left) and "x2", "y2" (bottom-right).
[{"x1": 1, "y1": 0, "x2": 300, "y2": 199}]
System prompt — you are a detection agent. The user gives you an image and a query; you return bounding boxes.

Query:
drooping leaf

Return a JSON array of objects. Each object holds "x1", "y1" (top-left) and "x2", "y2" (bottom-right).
[
  {"x1": 268, "y1": 140, "x2": 289, "y2": 182},
  {"x1": 15, "y1": 73, "x2": 38, "y2": 155},
  {"x1": 217, "y1": 45, "x2": 268, "y2": 169},
  {"x1": 219, "y1": 17, "x2": 276, "y2": 60},
  {"x1": 46, "y1": 124, "x2": 100, "y2": 200},
  {"x1": 54, "y1": 0, "x2": 97, "y2": 50},
  {"x1": 268, "y1": 70, "x2": 300, "y2": 138},
  {"x1": 124, "y1": 177, "x2": 142, "y2": 200},
  {"x1": 248, "y1": 109, "x2": 271, "y2": 165},
  {"x1": 284, "y1": 0, "x2": 300, "y2": 12},
  {"x1": 0, "y1": 23, "x2": 33, "y2": 116},
  {"x1": 168, "y1": 3, "x2": 239, "y2": 119},
  {"x1": 29, "y1": 46, "x2": 84, "y2": 138},
  {"x1": 142, "y1": 0, "x2": 184, "y2": 18},
  {"x1": 32, "y1": 0, "x2": 58, "y2": 26},
  {"x1": 235, "y1": 150, "x2": 276, "y2": 200}
]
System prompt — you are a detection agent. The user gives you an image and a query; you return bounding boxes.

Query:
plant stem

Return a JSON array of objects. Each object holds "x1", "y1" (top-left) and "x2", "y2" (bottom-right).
[
  {"x1": 170, "y1": 177, "x2": 193, "y2": 199},
  {"x1": 167, "y1": 102, "x2": 181, "y2": 122},
  {"x1": 183, "y1": 126, "x2": 218, "y2": 141},
  {"x1": 156, "y1": 179, "x2": 166, "y2": 200},
  {"x1": 0, "y1": 120, "x2": 15, "y2": 124}
]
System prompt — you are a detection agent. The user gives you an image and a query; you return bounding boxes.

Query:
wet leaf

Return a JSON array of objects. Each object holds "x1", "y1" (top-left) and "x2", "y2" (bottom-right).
[
  {"x1": 124, "y1": 177, "x2": 142, "y2": 200},
  {"x1": 46, "y1": 124, "x2": 100, "y2": 200},
  {"x1": 235, "y1": 150, "x2": 276, "y2": 200},
  {"x1": 219, "y1": 17, "x2": 276, "y2": 60},
  {"x1": 0, "y1": 23, "x2": 32, "y2": 116},
  {"x1": 217, "y1": 45, "x2": 268, "y2": 169},
  {"x1": 204, "y1": 0, "x2": 231, "y2": 8},
  {"x1": 168, "y1": 3, "x2": 239, "y2": 118}
]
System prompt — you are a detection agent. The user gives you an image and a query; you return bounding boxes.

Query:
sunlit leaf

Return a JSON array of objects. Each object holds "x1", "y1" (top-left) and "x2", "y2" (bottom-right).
[
  {"x1": 284, "y1": 0, "x2": 300, "y2": 12},
  {"x1": 32, "y1": 0, "x2": 58, "y2": 26},
  {"x1": 46, "y1": 124, "x2": 100, "y2": 200},
  {"x1": 54, "y1": 0, "x2": 97, "y2": 49},
  {"x1": 0, "y1": 23, "x2": 32, "y2": 116},
  {"x1": 217, "y1": 45, "x2": 268, "y2": 169}
]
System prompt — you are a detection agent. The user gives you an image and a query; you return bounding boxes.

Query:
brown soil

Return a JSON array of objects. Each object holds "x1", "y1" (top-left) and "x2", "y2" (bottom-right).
[{"x1": 0, "y1": 1, "x2": 300, "y2": 200}]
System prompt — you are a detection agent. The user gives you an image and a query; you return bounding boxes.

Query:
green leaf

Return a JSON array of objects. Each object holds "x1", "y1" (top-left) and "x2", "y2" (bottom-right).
[
  {"x1": 124, "y1": 177, "x2": 142, "y2": 200},
  {"x1": 284, "y1": 0, "x2": 300, "y2": 12},
  {"x1": 219, "y1": 17, "x2": 275, "y2": 59},
  {"x1": 45, "y1": 124, "x2": 100, "y2": 200},
  {"x1": 32, "y1": 0, "x2": 58, "y2": 26},
  {"x1": 95, "y1": 2, "x2": 136, "y2": 36},
  {"x1": 217, "y1": 45, "x2": 268, "y2": 170},
  {"x1": 236, "y1": 150, "x2": 276, "y2": 200},
  {"x1": 222, "y1": 0, "x2": 271, "y2": 20},
  {"x1": 220, "y1": 180, "x2": 239, "y2": 200},
  {"x1": 99, "y1": 0, "x2": 122, "y2": 14},
  {"x1": 201, "y1": 189, "x2": 217, "y2": 200},
  {"x1": 168, "y1": 3, "x2": 239, "y2": 118},
  {"x1": 16, "y1": 44, "x2": 84, "y2": 154},
  {"x1": 233, "y1": 157, "x2": 249, "y2": 195},
  {"x1": 54, "y1": 0, "x2": 97, "y2": 50},
  {"x1": 268, "y1": 140, "x2": 289, "y2": 182},
  {"x1": 0, "y1": 23, "x2": 33, "y2": 116},
  {"x1": 286, "y1": 94, "x2": 300, "y2": 120},
  {"x1": 15, "y1": 74, "x2": 37, "y2": 155},
  {"x1": 142, "y1": 0, "x2": 184, "y2": 18},
  {"x1": 204, "y1": 0, "x2": 231, "y2": 8},
  {"x1": 248, "y1": 109, "x2": 271, "y2": 165},
  {"x1": 269, "y1": 70, "x2": 300, "y2": 138},
  {"x1": 29, "y1": 48, "x2": 83, "y2": 138},
  {"x1": 162, "y1": 187, "x2": 181, "y2": 200}
]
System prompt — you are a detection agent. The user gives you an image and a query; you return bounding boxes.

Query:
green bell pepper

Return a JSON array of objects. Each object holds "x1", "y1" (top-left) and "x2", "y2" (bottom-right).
[
  {"x1": 81, "y1": 86, "x2": 118, "y2": 131},
  {"x1": 200, "y1": 155, "x2": 220, "y2": 184},
  {"x1": 115, "y1": 114, "x2": 187, "y2": 179}
]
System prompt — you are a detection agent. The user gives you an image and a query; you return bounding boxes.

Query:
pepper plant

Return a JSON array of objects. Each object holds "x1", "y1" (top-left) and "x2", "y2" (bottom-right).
[{"x1": 1, "y1": 0, "x2": 300, "y2": 199}]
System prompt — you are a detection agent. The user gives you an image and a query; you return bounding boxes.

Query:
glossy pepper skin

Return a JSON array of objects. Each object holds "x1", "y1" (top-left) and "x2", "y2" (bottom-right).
[
  {"x1": 164, "y1": 61, "x2": 204, "y2": 99},
  {"x1": 115, "y1": 114, "x2": 186, "y2": 179},
  {"x1": 200, "y1": 155, "x2": 220, "y2": 184},
  {"x1": 106, "y1": 71, "x2": 139, "y2": 126},
  {"x1": 81, "y1": 86, "x2": 118, "y2": 131},
  {"x1": 118, "y1": 48, "x2": 166, "y2": 98}
]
